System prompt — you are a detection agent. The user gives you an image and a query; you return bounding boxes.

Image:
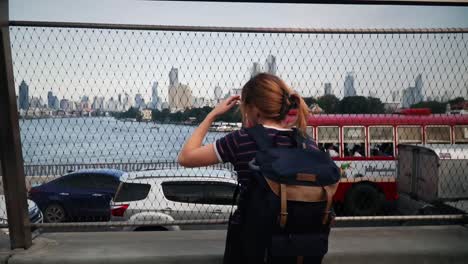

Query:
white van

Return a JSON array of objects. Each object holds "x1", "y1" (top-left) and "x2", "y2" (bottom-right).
[
  {"x1": 0, "y1": 195, "x2": 43, "y2": 234},
  {"x1": 110, "y1": 168, "x2": 238, "y2": 231}
]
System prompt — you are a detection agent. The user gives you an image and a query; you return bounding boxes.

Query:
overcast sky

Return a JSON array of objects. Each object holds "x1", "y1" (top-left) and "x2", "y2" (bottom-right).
[
  {"x1": 9, "y1": 1, "x2": 468, "y2": 103},
  {"x1": 10, "y1": 0, "x2": 468, "y2": 28}
]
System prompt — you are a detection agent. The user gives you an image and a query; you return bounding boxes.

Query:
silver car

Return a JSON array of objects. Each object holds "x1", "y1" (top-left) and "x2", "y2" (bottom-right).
[
  {"x1": 110, "y1": 168, "x2": 238, "y2": 231},
  {"x1": 0, "y1": 195, "x2": 43, "y2": 234}
]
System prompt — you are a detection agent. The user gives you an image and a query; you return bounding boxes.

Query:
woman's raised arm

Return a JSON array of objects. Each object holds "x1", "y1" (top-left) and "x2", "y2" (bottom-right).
[{"x1": 177, "y1": 95, "x2": 240, "y2": 167}]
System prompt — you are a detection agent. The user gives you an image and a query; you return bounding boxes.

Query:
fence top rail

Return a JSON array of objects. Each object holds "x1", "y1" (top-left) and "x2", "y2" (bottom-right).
[
  {"x1": 148, "y1": 1, "x2": 468, "y2": 6},
  {"x1": 9, "y1": 21, "x2": 468, "y2": 34}
]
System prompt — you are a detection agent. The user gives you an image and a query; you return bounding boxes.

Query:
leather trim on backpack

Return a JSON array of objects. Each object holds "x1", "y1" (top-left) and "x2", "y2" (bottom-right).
[
  {"x1": 280, "y1": 183, "x2": 288, "y2": 228},
  {"x1": 322, "y1": 183, "x2": 339, "y2": 225},
  {"x1": 296, "y1": 173, "x2": 317, "y2": 182},
  {"x1": 265, "y1": 177, "x2": 327, "y2": 203}
]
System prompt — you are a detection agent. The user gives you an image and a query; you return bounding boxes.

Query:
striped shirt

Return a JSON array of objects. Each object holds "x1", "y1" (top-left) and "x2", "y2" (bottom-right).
[{"x1": 214, "y1": 125, "x2": 319, "y2": 181}]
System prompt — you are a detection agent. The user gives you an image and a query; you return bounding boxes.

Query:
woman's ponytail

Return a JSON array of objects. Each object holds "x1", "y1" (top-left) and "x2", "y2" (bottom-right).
[{"x1": 290, "y1": 93, "x2": 309, "y2": 136}]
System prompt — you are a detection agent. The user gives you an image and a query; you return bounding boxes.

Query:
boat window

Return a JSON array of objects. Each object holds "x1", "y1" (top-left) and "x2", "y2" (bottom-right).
[
  {"x1": 369, "y1": 126, "x2": 394, "y2": 157},
  {"x1": 454, "y1": 125, "x2": 468, "y2": 144},
  {"x1": 317, "y1": 126, "x2": 340, "y2": 157},
  {"x1": 398, "y1": 126, "x2": 422, "y2": 144},
  {"x1": 343, "y1": 126, "x2": 366, "y2": 157},
  {"x1": 426, "y1": 126, "x2": 451, "y2": 144}
]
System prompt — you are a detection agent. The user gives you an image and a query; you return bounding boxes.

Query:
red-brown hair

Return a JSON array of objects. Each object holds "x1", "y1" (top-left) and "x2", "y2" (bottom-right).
[{"x1": 240, "y1": 73, "x2": 309, "y2": 135}]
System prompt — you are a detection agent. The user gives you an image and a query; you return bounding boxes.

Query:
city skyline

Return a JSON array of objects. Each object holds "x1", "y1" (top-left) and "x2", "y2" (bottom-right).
[
  {"x1": 18, "y1": 68, "x2": 457, "y2": 114},
  {"x1": 11, "y1": 27, "x2": 467, "y2": 105}
]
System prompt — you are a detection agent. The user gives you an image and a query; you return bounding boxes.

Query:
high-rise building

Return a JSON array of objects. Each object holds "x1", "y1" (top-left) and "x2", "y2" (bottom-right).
[
  {"x1": 169, "y1": 67, "x2": 179, "y2": 88},
  {"x1": 193, "y1": 97, "x2": 211, "y2": 108},
  {"x1": 60, "y1": 99, "x2": 70, "y2": 111},
  {"x1": 92, "y1": 96, "x2": 105, "y2": 110},
  {"x1": 122, "y1": 93, "x2": 130, "y2": 110},
  {"x1": 324, "y1": 83, "x2": 332, "y2": 95},
  {"x1": 265, "y1": 54, "x2": 277, "y2": 75},
  {"x1": 47, "y1": 91, "x2": 54, "y2": 108},
  {"x1": 134, "y1": 94, "x2": 144, "y2": 109},
  {"x1": 214, "y1": 85, "x2": 223, "y2": 103},
  {"x1": 19, "y1": 80, "x2": 29, "y2": 110},
  {"x1": 47, "y1": 91, "x2": 59, "y2": 109},
  {"x1": 161, "y1": 102, "x2": 170, "y2": 110},
  {"x1": 169, "y1": 84, "x2": 193, "y2": 112},
  {"x1": 415, "y1": 74, "x2": 423, "y2": 101},
  {"x1": 401, "y1": 75, "x2": 424, "y2": 108},
  {"x1": 391, "y1": 91, "x2": 400, "y2": 102},
  {"x1": 81, "y1": 95, "x2": 89, "y2": 104},
  {"x1": 106, "y1": 97, "x2": 119, "y2": 112},
  {"x1": 251, "y1": 62, "x2": 262, "y2": 78},
  {"x1": 343, "y1": 72, "x2": 356, "y2": 97},
  {"x1": 29, "y1": 96, "x2": 44, "y2": 109},
  {"x1": 151, "y1": 81, "x2": 160, "y2": 109}
]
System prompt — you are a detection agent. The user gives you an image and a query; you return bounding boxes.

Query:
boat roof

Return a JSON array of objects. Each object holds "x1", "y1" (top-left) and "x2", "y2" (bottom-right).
[{"x1": 306, "y1": 114, "x2": 468, "y2": 126}]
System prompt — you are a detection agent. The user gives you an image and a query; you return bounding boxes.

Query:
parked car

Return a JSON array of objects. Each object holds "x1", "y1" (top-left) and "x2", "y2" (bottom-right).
[
  {"x1": 0, "y1": 195, "x2": 43, "y2": 233},
  {"x1": 28, "y1": 168, "x2": 126, "y2": 223},
  {"x1": 110, "y1": 168, "x2": 238, "y2": 231}
]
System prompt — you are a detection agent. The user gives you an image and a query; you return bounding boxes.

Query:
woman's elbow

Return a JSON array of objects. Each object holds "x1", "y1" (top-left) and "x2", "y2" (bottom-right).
[
  {"x1": 177, "y1": 153, "x2": 194, "y2": 167},
  {"x1": 177, "y1": 154, "x2": 187, "y2": 167}
]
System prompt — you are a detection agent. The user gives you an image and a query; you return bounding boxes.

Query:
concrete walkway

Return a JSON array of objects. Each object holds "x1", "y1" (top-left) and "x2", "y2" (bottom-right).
[{"x1": 2, "y1": 225, "x2": 468, "y2": 264}]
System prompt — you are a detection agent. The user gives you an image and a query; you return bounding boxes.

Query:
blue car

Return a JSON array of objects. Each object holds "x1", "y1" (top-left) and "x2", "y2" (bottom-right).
[{"x1": 29, "y1": 169, "x2": 126, "y2": 223}]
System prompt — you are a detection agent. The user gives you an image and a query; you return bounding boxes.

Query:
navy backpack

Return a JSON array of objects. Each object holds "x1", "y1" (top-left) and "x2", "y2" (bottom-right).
[{"x1": 224, "y1": 124, "x2": 341, "y2": 264}]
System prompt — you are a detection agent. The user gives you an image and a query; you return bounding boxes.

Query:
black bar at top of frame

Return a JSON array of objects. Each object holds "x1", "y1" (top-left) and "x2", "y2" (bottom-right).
[
  {"x1": 143, "y1": 0, "x2": 468, "y2": 6},
  {"x1": 8, "y1": 21, "x2": 468, "y2": 33}
]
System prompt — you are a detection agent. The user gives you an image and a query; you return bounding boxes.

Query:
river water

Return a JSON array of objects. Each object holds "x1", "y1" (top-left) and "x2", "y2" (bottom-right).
[{"x1": 20, "y1": 117, "x2": 225, "y2": 165}]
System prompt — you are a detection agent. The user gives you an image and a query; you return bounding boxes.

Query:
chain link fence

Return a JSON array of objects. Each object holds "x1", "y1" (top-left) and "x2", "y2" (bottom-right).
[{"x1": 4, "y1": 23, "x2": 467, "y2": 231}]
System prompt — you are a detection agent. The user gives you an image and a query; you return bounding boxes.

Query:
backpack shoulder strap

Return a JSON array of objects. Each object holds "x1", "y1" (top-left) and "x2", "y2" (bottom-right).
[
  {"x1": 292, "y1": 128, "x2": 307, "y2": 149},
  {"x1": 322, "y1": 183, "x2": 339, "y2": 225},
  {"x1": 245, "y1": 125, "x2": 272, "y2": 151}
]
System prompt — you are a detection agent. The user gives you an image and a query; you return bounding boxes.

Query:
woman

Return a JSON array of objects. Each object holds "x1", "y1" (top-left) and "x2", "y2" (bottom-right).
[
  {"x1": 178, "y1": 73, "x2": 309, "y2": 168},
  {"x1": 178, "y1": 73, "x2": 328, "y2": 263}
]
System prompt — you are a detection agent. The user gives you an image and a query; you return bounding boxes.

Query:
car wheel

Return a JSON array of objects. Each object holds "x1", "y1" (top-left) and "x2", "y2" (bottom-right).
[
  {"x1": 44, "y1": 204, "x2": 67, "y2": 223},
  {"x1": 344, "y1": 184, "x2": 383, "y2": 216}
]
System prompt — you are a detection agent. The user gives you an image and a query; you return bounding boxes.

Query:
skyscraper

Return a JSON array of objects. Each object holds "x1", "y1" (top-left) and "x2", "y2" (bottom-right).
[
  {"x1": 47, "y1": 91, "x2": 54, "y2": 108},
  {"x1": 344, "y1": 72, "x2": 357, "y2": 97},
  {"x1": 414, "y1": 74, "x2": 423, "y2": 102},
  {"x1": 19, "y1": 80, "x2": 29, "y2": 110},
  {"x1": 134, "y1": 94, "x2": 144, "y2": 109},
  {"x1": 401, "y1": 75, "x2": 424, "y2": 108},
  {"x1": 151, "y1": 81, "x2": 160, "y2": 110},
  {"x1": 169, "y1": 67, "x2": 179, "y2": 88},
  {"x1": 392, "y1": 91, "x2": 400, "y2": 102},
  {"x1": 92, "y1": 96, "x2": 105, "y2": 110},
  {"x1": 47, "y1": 91, "x2": 59, "y2": 109},
  {"x1": 324, "y1": 83, "x2": 332, "y2": 95},
  {"x1": 169, "y1": 84, "x2": 193, "y2": 112},
  {"x1": 123, "y1": 93, "x2": 130, "y2": 110},
  {"x1": 265, "y1": 54, "x2": 277, "y2": 75},
  {"x1": 106, "y1": 97, "x2": 118, "y2": 112},
  {"x1": 214, "y1": 85, "x2": 223, "y2": 103},
  {"x1": 251, "y1": 62, "x2": 262, "y2": 78},
  {"x1": 60, "y1": 99, "x2": 70, "y2": 111}
]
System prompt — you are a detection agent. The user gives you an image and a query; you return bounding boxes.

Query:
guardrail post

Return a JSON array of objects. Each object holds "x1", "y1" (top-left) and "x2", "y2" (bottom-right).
[{"x1": 0, "y1": 0, "x2": 32, "y2": 249}]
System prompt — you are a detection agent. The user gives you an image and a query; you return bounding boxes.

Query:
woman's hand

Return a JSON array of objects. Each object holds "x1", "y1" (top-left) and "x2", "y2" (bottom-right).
[{"x1": 209, "y1": 95, "x2": 240, "y2": 119}]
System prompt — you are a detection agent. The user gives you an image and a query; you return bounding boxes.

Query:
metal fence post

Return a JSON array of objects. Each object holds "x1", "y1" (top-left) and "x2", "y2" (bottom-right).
[{"x1": 0, "y1": 0, "x2": 32, "y2": 249}]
